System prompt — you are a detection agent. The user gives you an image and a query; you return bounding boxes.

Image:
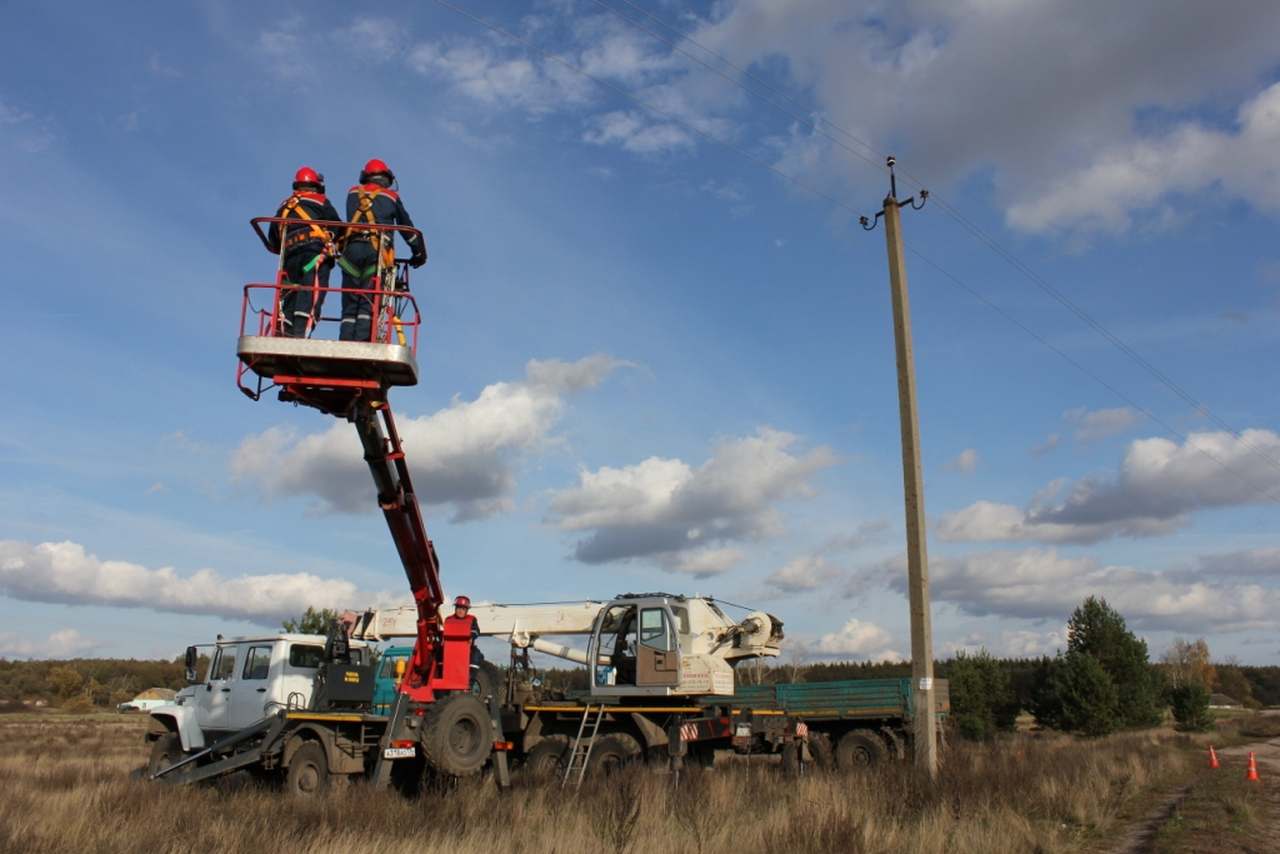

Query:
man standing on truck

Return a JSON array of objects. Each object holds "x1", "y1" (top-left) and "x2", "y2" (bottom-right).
[
  {"x1": 267, "y1": 167, "x2": 341, "y2": 338},
  {"x1": 338, "y1": 158, "x2": 427, "y2": 341}
]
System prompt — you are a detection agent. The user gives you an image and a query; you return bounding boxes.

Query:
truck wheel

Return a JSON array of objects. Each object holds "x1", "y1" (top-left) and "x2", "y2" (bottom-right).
[
  {"x1": 522, "y1": 735, "x2": 569, "y2": 780},
  {"x1": 807, "y1": 731, "x2": 835, "y2": 770},
  {"x1": 147, "y1": 733, "x2": 183, "y2": 778},
  {"x1": 587, "y1": 733, "x2": 642, "y2": 777},
  {"x1": 470, "y1": 661, "x2": 502, "y2": 703},
  {"x1": 781, "y1": 741, "x2": 800, "y2": 777},
  {"x1": 421, "y1": 693, "x2": 492, "y2": 777},
  {"x1": 286, "y1": 742, "x2": 330, "y2": 796},
  {"x1": 836, "y1": 729, "x2": 887, "y2": 770}
]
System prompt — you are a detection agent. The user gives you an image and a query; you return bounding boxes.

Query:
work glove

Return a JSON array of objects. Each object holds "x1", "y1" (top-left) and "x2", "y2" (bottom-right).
[{"x1": 410, "y1": 249, "x2": 427, "y2": 268}]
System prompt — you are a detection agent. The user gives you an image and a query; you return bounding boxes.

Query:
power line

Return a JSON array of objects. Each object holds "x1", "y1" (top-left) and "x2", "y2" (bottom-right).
[
  {"x1": 434, "y1": 0, "x2": 866, "y2": 218},
  {"x1": 434, "y1": 0, "x2": 1279, "y2": 499},
  {"x1": 590, "y1": 0, "x2": 1280, "y2": 480}
]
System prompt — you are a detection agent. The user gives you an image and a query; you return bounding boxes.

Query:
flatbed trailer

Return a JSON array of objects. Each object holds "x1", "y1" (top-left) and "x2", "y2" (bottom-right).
[{"x1": 710, "y1": 676, "x2": 950, "y2": 767}]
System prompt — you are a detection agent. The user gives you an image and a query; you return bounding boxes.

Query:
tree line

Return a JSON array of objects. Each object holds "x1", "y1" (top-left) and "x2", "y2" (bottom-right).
[{"x1": 3, "y1": 597, "x2": 1276, "y2": 732}]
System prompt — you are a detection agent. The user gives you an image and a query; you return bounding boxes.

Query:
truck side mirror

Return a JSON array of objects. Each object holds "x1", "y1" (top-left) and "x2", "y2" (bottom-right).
[{"x1": 184, "y1": 646, "x2": 199, "y2": 683}]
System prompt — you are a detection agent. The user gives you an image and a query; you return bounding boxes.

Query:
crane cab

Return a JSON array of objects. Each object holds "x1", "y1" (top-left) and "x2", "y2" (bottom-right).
[{"x1": 585, "y1": 593, "x2": 744, "y2": 698}]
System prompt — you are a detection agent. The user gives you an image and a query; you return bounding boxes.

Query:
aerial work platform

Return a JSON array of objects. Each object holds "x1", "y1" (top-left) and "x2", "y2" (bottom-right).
[
  {"x1": 236, "y1": 216, "x2": 425, "y2": 416},
  {"x1": 237, "y1": 332, "x2": 419, "y2": 386}
]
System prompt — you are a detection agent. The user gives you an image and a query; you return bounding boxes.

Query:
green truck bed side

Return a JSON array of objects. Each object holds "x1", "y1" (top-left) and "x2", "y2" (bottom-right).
[{"x1": 708, "y1": 677, "x2": 949, "y2": 722}]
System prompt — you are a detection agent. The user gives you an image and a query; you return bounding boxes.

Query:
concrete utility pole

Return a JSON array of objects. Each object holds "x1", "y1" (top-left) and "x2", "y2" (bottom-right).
[{"x1": 860, "y1": 156, "x2": 937, "y2": 780}]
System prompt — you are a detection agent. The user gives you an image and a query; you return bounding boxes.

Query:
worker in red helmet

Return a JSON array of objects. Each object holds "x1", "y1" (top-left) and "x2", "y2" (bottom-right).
[
  {"x1": 452, "y1": 595, "x2": 483, "y2": 668},
  {"x1": 266, "y1": 167, "x2": 341, "y2": 337},
  {"x1": 338, "y1": 158, "x2": 427, "y2": 341}
]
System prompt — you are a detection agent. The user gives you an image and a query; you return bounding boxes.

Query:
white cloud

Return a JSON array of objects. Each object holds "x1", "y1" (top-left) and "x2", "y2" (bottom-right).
[
  {"x1": 1196, "y1": 547, "x2": 1280, "y2": 579},
  {"x1": 232, "y1": 355, "x2": 623, "y2": 521},
  {"x1": 939, "y1": 429, "x2": 1280, "y2": 544},
  {"x1": 1064, "y1": 406, "x2": 1141, "y2": 442},
  {"x1": 337, "y1": 17, "x2": 405, "y2": 57},
  {"x1": 814, "y1": 618, "x2": 902, "y2": 661},
  {"x1": 582, "y1": 110, "x2": 694, "y2": 154},
  {"x1": 947, "y1": 448, "x2": 979, "y2": 474},
  {"x1": 547, "y1": 427, "x2": 838, "y2": 573},
  {"x1": 875, "y1": 547, "x2": 1280, "y2": 633},
  {"x1": 766, "y1": 554, "x2": 842, "y2": 593},
  {"x1": 1030, "y1": 433, "x2": 1061, "y2": 457},
  {"x1": 0, "y1": 628, "x2": 97, "y2": 660},
  {"x1": 0, "y1": 540, "x2": 391, "y2": 626},
  {"x1": 408, "y1": 39, "x2": 593, "y2": 115},
  {"x1": 1006, "y1": 81, "x2": 1280, "y2": 234},
  {"x1": 687, "y1": 1, "x2": 1280, "y2": 233}
]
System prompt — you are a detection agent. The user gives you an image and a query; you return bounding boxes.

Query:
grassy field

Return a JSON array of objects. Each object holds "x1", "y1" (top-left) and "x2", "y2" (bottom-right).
[{"x1": 0, "y1": 714, "x2": 1207, "y2": 854}]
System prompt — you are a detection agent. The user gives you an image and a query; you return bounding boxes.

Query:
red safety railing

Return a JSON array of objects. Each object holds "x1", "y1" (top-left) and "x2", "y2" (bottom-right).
[{"x1": 236, "y1": 217, "x2": 427, "y2": 403}]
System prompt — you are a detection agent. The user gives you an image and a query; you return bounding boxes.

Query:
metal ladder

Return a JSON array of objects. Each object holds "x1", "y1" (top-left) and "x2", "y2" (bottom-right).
[{"x1": 562, "y1": 704, "x2": 605, "y2": 789}]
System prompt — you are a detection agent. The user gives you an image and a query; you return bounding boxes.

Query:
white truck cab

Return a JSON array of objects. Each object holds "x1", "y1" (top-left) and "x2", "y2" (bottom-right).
[{"x1": 153, "y1": 633, "x2": 369, "y2": 751}]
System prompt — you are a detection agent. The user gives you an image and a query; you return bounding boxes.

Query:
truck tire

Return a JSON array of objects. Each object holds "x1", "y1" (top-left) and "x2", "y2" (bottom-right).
[
  {"x1": 836, "y1": 729, "x2": 887, "y2": 770},
  {"x1": 522, "y1": 735, "x2": 569, "y2": 781},
  {"x1": 285, "y1": 741, "x2": 329, "y2": 796},
  {"x1": 587, "y1": 733, "x2": 642, "y2": 777},
  {"x1": 807, "y1": 731, "x2": 835, "y2": 770},
  {"x1": 781, "y1": 740, "x2": 800, "y2": 777},
  {"x1": 147, "y1": 733, "x2": 183, "y2": 778},
  {"x1": 421, "y1": 693, "x2": 492, "y2": 777},
  {"x1": 470, "y1": 660, "x2": 502, "y2": 703}
]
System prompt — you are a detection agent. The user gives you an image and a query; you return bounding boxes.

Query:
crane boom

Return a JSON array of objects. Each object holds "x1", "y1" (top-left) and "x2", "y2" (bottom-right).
[{"x1": 352, "y1": 401, "x2": 449, "y2": 700}]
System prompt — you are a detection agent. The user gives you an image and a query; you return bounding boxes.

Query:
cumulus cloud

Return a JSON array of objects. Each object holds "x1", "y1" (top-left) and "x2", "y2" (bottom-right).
[
  {"x1": 0, "y1": 540, "x2": 390, "y2": 626},
  {"x1": 407, "y1": 39, "x2": 593, "y2": 115},
  {"x1": 547, "y1": 428, "x2": 838, "y2": 575},
  {"x1": 1007, "y1": 81, "x2": 1280, "y2": 234},
  {"x1": 1195, "y1": 547, "x2": 1280, "y2": 579},
  {"x1": 873, "y1": 548, "x2": 1280, "y2": 633},
  {"x1": 582, "y1": 110, "x2": 693, "y2": 153},
  {"x1": 946, "y1": 448, "x2": 979, "y2": 474},
  {"x1": 766, "y1": 554, "x2": 842, "y2": 593},
  {"x1": 939, "y1": 429, "x2": 1280, "y2": 544},
  {"x1": 232, "y1": 355, "x2": 623, "y2": 521},
  {"x1": 814, "y1": 619, "x2": 902, "y2": 661},
  {"x1": 0, "y1": 628, "x2": 97, "y2": 660},
  {"x1": 1065, "y1": 406, "x2": 1142, "y2": 442}
]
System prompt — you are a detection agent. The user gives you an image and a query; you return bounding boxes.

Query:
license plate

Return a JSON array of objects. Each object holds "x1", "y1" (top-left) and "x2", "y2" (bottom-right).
[{"x1": 382, "y1": 747, "x2": 415, "y2": 759}]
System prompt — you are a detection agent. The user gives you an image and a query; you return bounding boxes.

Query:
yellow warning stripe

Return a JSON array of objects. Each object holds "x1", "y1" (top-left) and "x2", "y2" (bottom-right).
[
  {"x1": 285, "y1": 712, "x2": 365, "y2": 722},
  {"x1": 523, "y1": 705, "x2": 703, "y2": 714}
]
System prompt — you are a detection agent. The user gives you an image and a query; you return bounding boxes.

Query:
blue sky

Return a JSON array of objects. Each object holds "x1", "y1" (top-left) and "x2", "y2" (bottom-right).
[{"x1": 2, "y1": 1, "x2": 1279, "y2": 666}]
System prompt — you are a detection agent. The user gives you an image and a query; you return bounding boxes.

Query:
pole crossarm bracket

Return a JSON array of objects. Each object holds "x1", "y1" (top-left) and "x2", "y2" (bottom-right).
[{"x1": 860, "y1": 157, "x2": 928, "y2": 232}]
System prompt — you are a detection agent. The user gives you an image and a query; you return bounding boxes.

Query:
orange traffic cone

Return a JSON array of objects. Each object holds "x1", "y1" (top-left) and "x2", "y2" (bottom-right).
[
  {"x1": 1245, "y1": 752, "x2": 1260, "y2": 782},
  {"x1": 1208, "y1": 745, "x2": 1220, "y2": 769}
]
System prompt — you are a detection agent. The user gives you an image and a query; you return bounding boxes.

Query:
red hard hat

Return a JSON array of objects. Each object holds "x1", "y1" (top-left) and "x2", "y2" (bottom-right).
[
  {"x1": 360, "y1": 158, "x2": 395, "y2": 183},
  {"x1": 292, "y1": 166, "x2": 324, "y2": 189},
  {"x1": 453, "y1": 595, "x2": 471, "y2": 608}
]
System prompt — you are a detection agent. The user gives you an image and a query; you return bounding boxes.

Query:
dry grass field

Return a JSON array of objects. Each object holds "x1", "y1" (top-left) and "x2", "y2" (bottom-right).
[{"x1": 0, "y1": 714, "x2": 1199, "y2": 854}]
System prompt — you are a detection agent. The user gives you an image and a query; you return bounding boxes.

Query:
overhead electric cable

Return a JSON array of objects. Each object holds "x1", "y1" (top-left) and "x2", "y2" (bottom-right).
[
  {"x1": 592, "y1": 0, "x2": 1280, "y2": 479},
  {"x1": 434, "y1": 0, "x2": 1280, "y2": 498}
]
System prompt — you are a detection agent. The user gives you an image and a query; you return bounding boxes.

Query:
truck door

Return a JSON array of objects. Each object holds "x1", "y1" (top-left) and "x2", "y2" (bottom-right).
[
  {"x1": 196, "y1": 645, "x2": 238, "y2": 734},
  {"x1": 228, "y1": 644, "x2": 273, "y2": 728},
  {"x1": 636, "y1": 606, "x2": 679, "y2": 688}
]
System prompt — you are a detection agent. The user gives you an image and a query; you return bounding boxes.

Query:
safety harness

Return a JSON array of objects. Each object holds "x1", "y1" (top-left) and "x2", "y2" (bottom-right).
[{"x1": 280, "y1": 194, "x2": 332, "y2": 252}]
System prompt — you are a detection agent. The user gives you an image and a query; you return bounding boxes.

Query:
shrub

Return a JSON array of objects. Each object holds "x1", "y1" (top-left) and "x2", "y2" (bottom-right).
[
  {"x1": 1033, "y1": 651, "x2": 1119, "y2": 737},
  {"x1": 1169, "y1": 683, "x2": 1213, "y2": 732},
  {"x1": 949, "y1": 650, "x2": 1019, "y2": 741}
]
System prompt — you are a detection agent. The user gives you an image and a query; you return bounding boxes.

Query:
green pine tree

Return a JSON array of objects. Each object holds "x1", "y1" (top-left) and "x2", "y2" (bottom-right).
[{"x1": 1066, "y1": 596, "x2": 1162, "y2": 728}]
